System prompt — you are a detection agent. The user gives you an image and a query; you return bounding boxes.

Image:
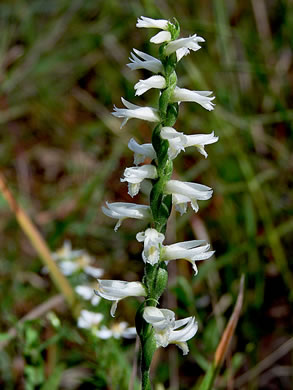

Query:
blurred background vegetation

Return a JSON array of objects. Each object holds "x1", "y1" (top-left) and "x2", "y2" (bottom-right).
[{"x1": 0, "y1": 0, "x2": 292, "y2": 389}]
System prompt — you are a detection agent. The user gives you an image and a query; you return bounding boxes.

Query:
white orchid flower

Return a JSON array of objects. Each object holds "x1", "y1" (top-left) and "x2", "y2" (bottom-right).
[
  {"x1": 136, "y1": 16, "x2": 171, "y2": 30},
  {"x1": 127, "y1": 49, "x2": 164, "y2": 74},
  {"x1": 96, "y1": 322, "x2": 136, "y2": 340},
  {"x1": 165, "y1": 316, "x2": 198, "y2": 355},
  {"x1": 162, "y1": 240, "x2": 215, "y2": 275},
  {"x1": 95, "y1": 280, "x2": 147, "y2": 317},
  {"x1": 171, "y1": 87, "x2": 215, "y2": 111},
  {"x1": 143, "y1": 307, "x2": 175, "y2": 331},
  {"x1": 134, "y1": 75, "x2": 166, "y2": 96},
  {"x1": 77, "y1": 310, "x2": 103, "y2": 330},
  {"x1": 112, "y1": 98, "x2": 159, "y2": 128},
  {"x1": 102, "y1": 201, "x2": 151, "y2": 231},
  {"x1": 121, "y1": 165, "x2": 157, "y2": 197},
  {"x1": 161, "y1": 128, "x2": 218, "y2": 159},
  {"x1": 128, "y1": 138, "x2": 156, "y2": 165},
  {"x1": 183, "y1": 131, "x2": 219, "y2": 158},
  {"x1": 51, "y1": 242, "x2": 103, "y2": 277},
  {"x1": 150, "y1": 31, "x2": 172, "y2": 44},
  {"x1": 165, "y1": 34, "x2": 205, "y2": 58},
  {"x1": 75, "y1": 285, "x2": 101, "y2": 306},
  {"x1": 160, "y1": 127, "x2": 188, "y2": 159},
  {"x1": 165, "y1": 180, "x2": 213, "y2": 214},
  {"x1": 136, "y1": 228, "x2": 165, "y2": 265},
  {"x1": 143, "y1": 307, "x2": 198, "y2": 355}
]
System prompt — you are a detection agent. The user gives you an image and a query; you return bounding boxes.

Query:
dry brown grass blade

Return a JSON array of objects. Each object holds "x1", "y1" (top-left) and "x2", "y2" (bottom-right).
[
  {"x1": 0, "y1": 172, "x2": 79, "y2": 313},
  {"x1": 215, "y1": 274, "x2": 245, "y2": 366}
]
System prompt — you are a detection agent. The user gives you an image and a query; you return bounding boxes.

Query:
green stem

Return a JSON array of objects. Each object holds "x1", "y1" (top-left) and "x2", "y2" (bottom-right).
[{"x1": 137, "y1": 23, "x2": 181, "y2": 390}]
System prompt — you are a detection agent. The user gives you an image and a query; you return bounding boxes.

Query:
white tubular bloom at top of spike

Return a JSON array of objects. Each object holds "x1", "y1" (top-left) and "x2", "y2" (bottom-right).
[
  {"x1": 136, "y1": 16, "x2": 171, "y2": 30},
  {"x1": 160, "y1": 127, "x2": 188, "y2": 159},
  {"x1": 112, "y1": 98, "x2": 160, "y2": 128},
  {"x1": 165, "y1": 180, "x2": 213, "y2": 215},
  {"x1": 162, "y1": 240, "x2": 214, "y2": 275},
  {"x1": 102, "y1": 201, "x2": 151, "y2": 231},
  {"x1": 143, "y1": 307, "x2": 198, "y2": 355},
  {"x1": 165, "y1": 34, "x2": 205, "y2": 56},
  {"x1": 128, "y1": 138, "x2": 156, "y2": 165},
  {"x1": 171, "y1": 87, "x2": 215, "y2": 111},
  {"x1": 127, "y1": 49, "x2": 164, "y2": 74},
  {"x1": 121, "y1": 165, "x2": 158, "y2": 197},
  {"x1": 134, "y1": 75, "x2": 166, "y2": 96},
  {"x1": 150, "y1": 31, "x2": 172, "y2": 44},
  {"x1": 95, "y1": 280, "x2": 147, "y2": 317},
  {"x1": 136, "y1": 228, "x2": 165, "y2": 265}
]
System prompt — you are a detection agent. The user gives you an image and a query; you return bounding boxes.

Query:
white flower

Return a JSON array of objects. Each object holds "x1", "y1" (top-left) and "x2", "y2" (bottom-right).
[
  {"x1": 160, "y1": 127, "x2": 188, "y2": 159},
  {"x1": 134, "y1": 75, "x2": 166, "y2": 96},
  {"x1": 136, "y1": 228, "x2": 165, "y2": 265},
  {"x1": 52, "y1": 240, "x2": 84, "y2": 262},
  {"x1": 165, "y1": 180, "x2": 213, "y2": 214},
  {"x1": 96, "y1": 322, "x2": 136, "y2": 340},
  {"x1": 150, "y1": 31, "x2": 172, "y2": 44},
  {"x1": 165, "y1": 34, "x2": 205, "y2": 58},
  {"x1": 161, "y1": 128, "x2": 218, "y2": 159},
  {"x1": 75, "y1": 285, "x2": 101, "y2": 306},
  {"x1": 95, "y1": 280, "x2": 147, "y2": 317},
  {"x1": 136, "y1": 16, "x2": 170, "y2": 30},
  {"x1": 143, "y1": 307, "x2": 198, "y2": 355},
  {"x1": 112, "y1": 98, "x2": 159, "y2": 128},
  {"x1": 162, "y1": 240, "x2": 214, "y2": 275},
  {"x1": 143, "y1": 307, "x2": 175, "y2": 331},
  {"x1": 121, "y1": 165, "x2": 157, "y2": 197},
  {"x1": 182, "y1": 131, "x2": 219, "y2": 158},
  {"x1": 171, "y1": 87, "x2": 215, "y2": 111},
  {"x1": 102, "y1": 201, "x2": 151, "y2": 231},
  {"x1": 77, "y1": 309, "x2": 103, "y2": 330},
  {"x1": 128, "y1": 138, "x2": 156, "y2": 165},
  {"x1": 51, "y1": 241, "x2": 104, "y2": 277},
  {"x1": 127, "y1": 49, "x2": 164, "y2": 74},
  {"x1": 165, "y1": 316, "x2": 198, "y2": 355}
]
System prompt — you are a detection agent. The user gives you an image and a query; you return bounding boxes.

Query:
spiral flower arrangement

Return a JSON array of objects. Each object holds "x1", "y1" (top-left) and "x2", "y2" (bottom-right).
[{"x1": 95, "y1": 16, "x2": 218, "y2": 389}]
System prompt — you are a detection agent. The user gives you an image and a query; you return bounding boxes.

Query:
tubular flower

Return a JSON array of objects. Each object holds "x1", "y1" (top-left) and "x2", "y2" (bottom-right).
[
  {"x1": 136, "y1": 16, "x2": 171, "y2": 30},
  {"x1": 136, "y1": 228, "x2": 165, "y2": 265},
  {"x1": 143, "y1": 307, "x2": 198, "y2": 355},
  {"x1": 160, "y1": 127, "x2": 188, "y2": 159},
  {"x1": 150, "y1": 31, "x2": 172, "y2": 44},
  {"x1": 77, "y1": 310, "x2": 103, "y2": 330},
  {"x1": 171, "y1": 87, "x2": 215, "y2": 111},
  {"x1": 128, "y1": 138, "x2": 156, "y2": 165},
  {"x1": 95, "y1": 322, "x2": 136, "y2": 340},
  {"x1": 143, "y1": 307, "x2": 175, "y2": 331},
  {"x1": 121, "y1": 165, "x2": 158, "y2": 197},
  {"x1": 134, "y1": 75, "x2": 166, "y2": 96},
  {"x1": 102, "y1": 201, "x2": 151, "y2": 231},
  {"x1": 165, "y1": 34, "x2": 205, "y2": 59},
  {"x1": 165, "y1": 179, "x2": 213, "y2": 214},
  {"x1": 162, "y1": 240, "x2": 214, "y2": 275},
  {"x1": 112, "y1": 97, "x2": 159, "y2": 128},
  {"x1": 75, "y1": 285, "x2": 101, "y2": 306},
  {"x1": 161, "y1": 128, "x2": 218, "y2": 159},
  {"x1": 95, "y1": 280, "x2": 147, "y2": 317},
  {"x1": 127, "y1": 49, "x2": 164, "y2": 74}
]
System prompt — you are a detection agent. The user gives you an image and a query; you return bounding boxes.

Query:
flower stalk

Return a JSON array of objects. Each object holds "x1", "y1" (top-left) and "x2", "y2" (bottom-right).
[{"x1": 97, "y1": 16, "x2": 218, "y2": 389}]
